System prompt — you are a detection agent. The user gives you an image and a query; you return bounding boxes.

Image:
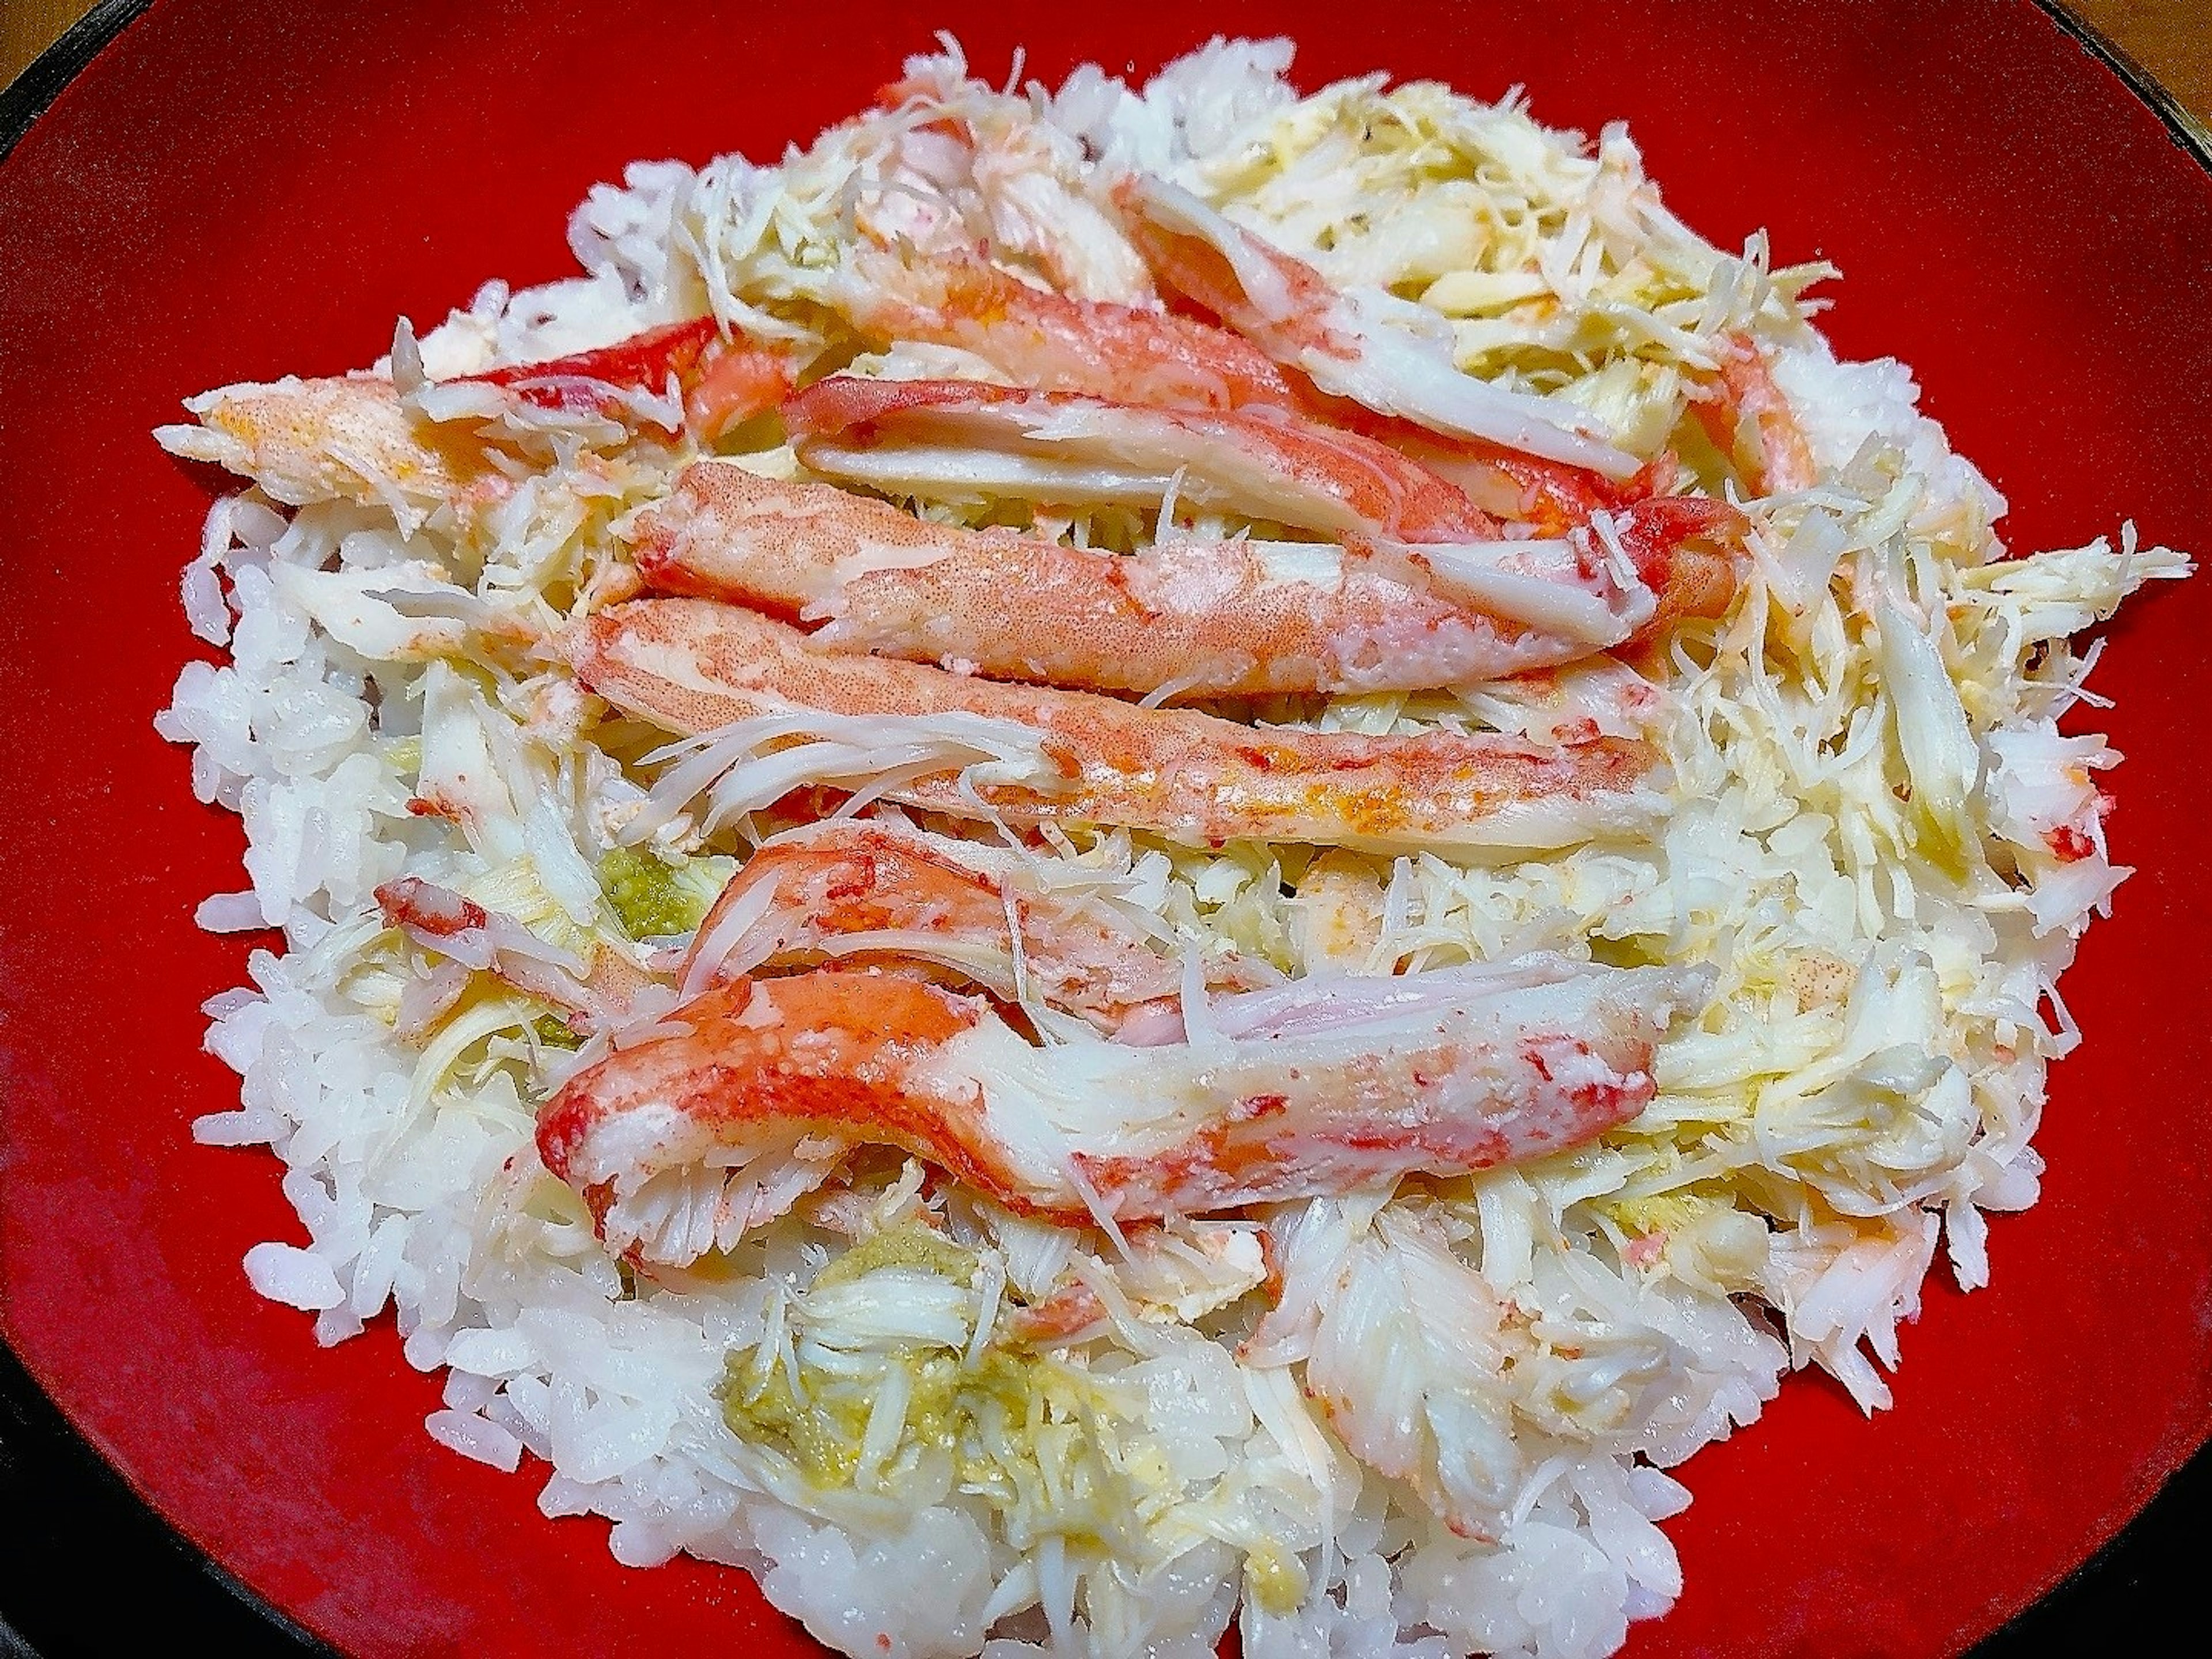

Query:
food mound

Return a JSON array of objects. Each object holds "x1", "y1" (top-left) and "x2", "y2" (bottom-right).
[{"x1": 155, "y1": 37, "x2": 2187, "y2": 1659}]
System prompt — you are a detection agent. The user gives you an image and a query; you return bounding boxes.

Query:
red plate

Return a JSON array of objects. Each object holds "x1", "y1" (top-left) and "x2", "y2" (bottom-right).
[{"x1": 2, "y1": 1, "x2": 2207, "y2": 1653}]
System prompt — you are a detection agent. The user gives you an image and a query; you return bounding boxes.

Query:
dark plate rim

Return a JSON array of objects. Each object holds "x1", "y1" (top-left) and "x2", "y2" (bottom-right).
[
  {"x1": 0, "y1": 1336, "x2": 338, "y2": 1655},
  {"x1": 2, "y1": 3, "x2": 339, "y2": 1643},
  {"x1": 2032, "y1": 0, "x2": 2212, "y2": 167},
  {"x1": 0, "y1": 2, "x2": 2206, "y2": 1655},
  {"x1": 0, "y1": 0, "x2": 150, "y2": 162}
]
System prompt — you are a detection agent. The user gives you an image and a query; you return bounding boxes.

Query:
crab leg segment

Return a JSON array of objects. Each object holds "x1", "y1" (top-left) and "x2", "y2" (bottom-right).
[
  {"x1": 536, "y1": 956, "x2": 1713, "y2": 1265},
  {"x1": 562, "y1": 599, "x2": 1662, "y2": 854}
]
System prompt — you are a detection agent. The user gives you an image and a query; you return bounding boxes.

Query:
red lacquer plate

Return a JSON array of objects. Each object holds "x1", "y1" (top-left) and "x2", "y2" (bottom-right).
[{"x1": 2, "y1": 1, "x2": 2208, "y2": 1654}]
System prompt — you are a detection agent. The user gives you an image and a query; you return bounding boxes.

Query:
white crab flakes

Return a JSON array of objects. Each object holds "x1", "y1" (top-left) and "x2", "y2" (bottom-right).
[{"x1": 155, "y1": 33, "x2": 2187, "y2": 1659}]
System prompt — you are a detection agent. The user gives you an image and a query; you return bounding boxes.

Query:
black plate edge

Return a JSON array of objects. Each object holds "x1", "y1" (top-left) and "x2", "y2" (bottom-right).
[
  {"x1": 1962, "y1": 6, "x2": 2212, "y2": 1649},
  {"x1": 0, "y1": 1336, "x2": 338, "y2": 1656},
  {"x1": 2, "y1": 9, "x2": 329, "y2": 1647},
  {"x1": 2035, "y1": 0, "x2": 2212, "y2": 169},
  {"x1": 0, "y1": 0, "x2": 155, "y2": 161}
]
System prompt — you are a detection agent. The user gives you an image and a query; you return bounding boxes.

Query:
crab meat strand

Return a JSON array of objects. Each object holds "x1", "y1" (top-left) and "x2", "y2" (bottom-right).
[
  {"x1": 462, "y1": 315, "x2": 796, "y2": 441},
  {"x1": 375, "y1": 876, "x2": 652, "y2": 1032},
  {"x1": 680, "y1": 819, "x2": 1259, "y2": 1031},
  {"x1": 834, "y1": 240, "x2": 1643, "y2": 537},
  {"x1": 782, "y1": 375, "x2": 1502, "y2": 544},
  {"x1": 158, "y1": 317, "x2": 797, "y2": 527},
  {"x1": 1115, "y1": 175, "x2": 1639, "y2": 479},
  {"x1": 1357, "y1": 418, "x2": 1671, "y2": 539},
  {"x1": 633, "y1": 463, "x2": 1654, "y2": 697},
  {"x1": 1690, "y1": 331, "x2": 1819, "y2": 495},
  {"x1": 1305, "y1": 1210, "x2": 1525, "y2": 1541},
  {"x1": 536, "y1": 956, "x2": 1713, "y2": 1264},
  {"x1": 561, "y1": 598, "x2": 1663, "y2": 854},
  {"x1": 835, "y1": 244, "x2": 1307, "y2": 412},
  {"x1": 160, "y1": 375, "x2": 499, "y2": 532},
  {"x1": 1610, "y1": 495, "x2": 1751, "y2": 656}
]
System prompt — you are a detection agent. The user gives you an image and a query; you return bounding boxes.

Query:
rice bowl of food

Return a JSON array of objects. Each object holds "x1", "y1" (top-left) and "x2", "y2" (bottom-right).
[{"x1": 3, "y1": 3, "x2": 2211, "y2": 1656}]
